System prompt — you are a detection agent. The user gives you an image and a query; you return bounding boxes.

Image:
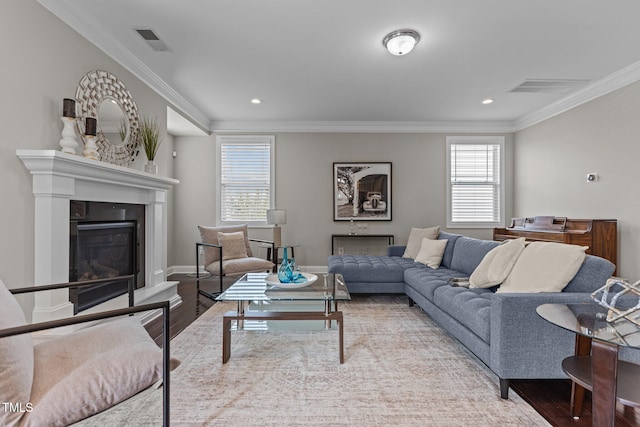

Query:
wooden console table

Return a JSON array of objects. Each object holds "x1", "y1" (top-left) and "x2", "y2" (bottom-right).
[{"x1": 331, "y1": 234, "x2": 394, "y2": 255}]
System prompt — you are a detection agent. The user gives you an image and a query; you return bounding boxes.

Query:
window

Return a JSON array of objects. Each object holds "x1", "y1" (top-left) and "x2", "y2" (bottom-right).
[
  {"x1": 446, "y1": 136, "x2": 505, "y2": 228},
  {"x1": 216, "y1": 135, "x2": 274, "y2": 224}
]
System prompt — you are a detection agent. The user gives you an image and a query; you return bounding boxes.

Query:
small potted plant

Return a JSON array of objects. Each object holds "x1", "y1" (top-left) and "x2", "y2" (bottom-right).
[{"x1": 139, "y1": 115, "x2": 163, "y2": 173}]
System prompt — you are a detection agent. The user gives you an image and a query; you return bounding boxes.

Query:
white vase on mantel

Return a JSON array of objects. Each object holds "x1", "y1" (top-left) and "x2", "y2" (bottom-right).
[
  {"x1": 59, "y1": 117, "x2": 79, "y2": 155},
  {"x1": 144, "y1": 160, "x2": 158, "y2": 174}
]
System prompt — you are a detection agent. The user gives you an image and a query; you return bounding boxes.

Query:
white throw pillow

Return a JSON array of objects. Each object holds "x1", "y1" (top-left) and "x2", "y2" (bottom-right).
[
  {"x1": 402, "y1": 226, "x2": 440, "y2": 259},
  {"x1": 497, "y1": 242, "x2": 587, "y2": 293},
  {"x1": 470, "y1": 238, "x2": 526, "y2": 288},
  {"x1": 25, "y1": 317, "x2": 171, "y2": 427},
  {"x1": 217, "y1": 231, "x2": 249, "y2": 260},
  {"x1": 414, "y1": 238, "x2": 448, "y2": 269}
]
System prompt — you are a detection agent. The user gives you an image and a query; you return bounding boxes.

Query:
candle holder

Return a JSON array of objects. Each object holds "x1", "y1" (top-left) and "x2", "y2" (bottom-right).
[
  {"x1": 82, "y1": 135, "x2": 99, "y2": 160},
  {"x1": 59, "y1": 117, "x2": 79, "y2": 155}
]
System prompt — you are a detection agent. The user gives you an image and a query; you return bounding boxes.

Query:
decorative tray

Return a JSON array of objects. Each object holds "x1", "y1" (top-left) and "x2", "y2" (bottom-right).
[{"x1": 265, "y1": 273, "x2": 317, "y2": 289}]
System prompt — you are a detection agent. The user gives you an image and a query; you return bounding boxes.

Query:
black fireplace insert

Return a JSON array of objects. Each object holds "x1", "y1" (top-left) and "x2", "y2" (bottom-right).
[{"x1": 69, "y1": 201, "x2": 145, "y2": 313}]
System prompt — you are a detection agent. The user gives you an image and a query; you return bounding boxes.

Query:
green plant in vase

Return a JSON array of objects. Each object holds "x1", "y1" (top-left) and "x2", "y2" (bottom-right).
[{"x1": 139, "y1": 115, "x2": 163, "y2": 173}]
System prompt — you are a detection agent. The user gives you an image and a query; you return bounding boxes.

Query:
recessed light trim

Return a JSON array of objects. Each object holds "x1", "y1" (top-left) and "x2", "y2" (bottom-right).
[
  {"x1": 482, "y1": 98, "x2": 494, "y2": 105},
  {"x1": 382, "y1": 29, "x2": 420, "y2": 56},
  {"x1": 251, "y1": 98, "x2": 262, "y2": 104}
]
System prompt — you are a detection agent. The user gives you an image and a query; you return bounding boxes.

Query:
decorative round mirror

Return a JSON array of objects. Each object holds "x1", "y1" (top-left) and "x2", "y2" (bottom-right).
[{"x1": 75, "y1": 70, "x2": 140, "y2": 166}]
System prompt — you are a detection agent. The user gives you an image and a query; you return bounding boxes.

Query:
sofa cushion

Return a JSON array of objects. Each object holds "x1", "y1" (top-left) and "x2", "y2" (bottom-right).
[
  {"x1": 415, "y1": 238, "x2": 448, "y2": 268},
  {"x1": 205, "y1": 257, "x2": 274, "y2": 276},
  {"x1": 449, "y1": 237, "x2": 500, "y2": 276},
  {"x1": 438, "y1": 232, "x2": 463, "y2": 269},
  {"x1": 0, "y1": 278, "x2": 33, "y2": 427},
  {"x1": 403, "y1": 226, "x2": 440, "y2": 259},
  {"x1": 404, "y1": 267, "x2": 467, "y2": 301},
  {"x1": 329, "y1": 255, "x2": 419, "y2": 283},
  {"x1": 564, "y1": 254, "x2": 616, "y2": 293},
  {"x1": 498, "y1": 242, "x2": 587, "y2": 293},
  {"x1": 470, "y1": 238, "x2": 526, "y2": 288},
  {"x1": 25, "y1": 317, "x2": 169, "y2": 427},
  {"x1": 433, "y1": 286, "x2": 494, "y2": 343}
]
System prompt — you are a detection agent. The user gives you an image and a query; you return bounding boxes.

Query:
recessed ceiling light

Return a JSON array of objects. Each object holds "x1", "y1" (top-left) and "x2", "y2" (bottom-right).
[
  {"x1": 482, "y1": 99, "x2": 494, "y2": 105},
  {"x1": 251, "y1": 98, "x2": 262, "y2": 104}
]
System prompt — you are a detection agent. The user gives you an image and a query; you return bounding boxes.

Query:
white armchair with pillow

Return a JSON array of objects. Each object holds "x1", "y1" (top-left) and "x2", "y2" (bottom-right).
[
  {"x1": 197, "y1": 224, "x2": 275, "y2": 299},
  {"x1": 0, "y1": 275, "x2": 172, "y2": 427}
]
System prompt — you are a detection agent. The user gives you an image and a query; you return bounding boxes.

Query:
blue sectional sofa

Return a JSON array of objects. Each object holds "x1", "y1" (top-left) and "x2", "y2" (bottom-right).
[{"x1": 328, "y1": 231, "x2": 616, "y2": 399}]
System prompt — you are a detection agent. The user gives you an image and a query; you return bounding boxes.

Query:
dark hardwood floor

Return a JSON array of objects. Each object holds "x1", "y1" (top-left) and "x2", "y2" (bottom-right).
[{"x1": 148, "y1": 274, "x2": 640, "y2": 427}]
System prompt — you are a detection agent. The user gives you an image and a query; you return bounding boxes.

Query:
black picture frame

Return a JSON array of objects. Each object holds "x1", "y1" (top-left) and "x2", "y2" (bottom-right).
[{"x1": 333, "y1": 162, "x2": 392, "y2": 221}]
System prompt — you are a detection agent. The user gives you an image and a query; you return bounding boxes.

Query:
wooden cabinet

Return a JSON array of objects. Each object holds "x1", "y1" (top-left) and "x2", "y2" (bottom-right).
[{"x1": 494, "y1": 216, "x2": 617, "y2": 271}]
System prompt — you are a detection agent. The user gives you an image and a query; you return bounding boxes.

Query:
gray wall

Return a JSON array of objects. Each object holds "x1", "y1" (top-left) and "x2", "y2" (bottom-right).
[
  {"x1": 173, "y1": 132, "x2": 514, "y2": 268},
  {"x1": 1, "y1": 1, "x2": 175, "y2": 312},
  {"x1": 514, "y1": 80, "x2": 640, "y2": 279}
]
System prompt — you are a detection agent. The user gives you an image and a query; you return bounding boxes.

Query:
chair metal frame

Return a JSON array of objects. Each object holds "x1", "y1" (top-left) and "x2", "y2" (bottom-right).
[
  {"x1": 0, "y1": 275, "x2": 171, "y2": 426},
  {"x1": 196, "y1": 238, "x2": 275, "y2": 300}
]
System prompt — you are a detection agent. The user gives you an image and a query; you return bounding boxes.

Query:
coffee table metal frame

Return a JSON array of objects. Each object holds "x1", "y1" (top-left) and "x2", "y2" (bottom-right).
[{"x1": 216, "y1": 272, "x2": 350, "y2": 364}]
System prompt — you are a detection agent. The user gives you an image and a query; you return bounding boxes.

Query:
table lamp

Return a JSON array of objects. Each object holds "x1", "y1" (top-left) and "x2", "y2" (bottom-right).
[{"x1": 266, "y1": 208, "x2": 286, "y2": 247}]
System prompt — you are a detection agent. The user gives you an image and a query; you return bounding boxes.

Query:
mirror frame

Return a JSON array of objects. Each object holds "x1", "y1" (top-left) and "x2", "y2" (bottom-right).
[{"x1": 75, "y1": 70, "x2": 140, "y2": 166}]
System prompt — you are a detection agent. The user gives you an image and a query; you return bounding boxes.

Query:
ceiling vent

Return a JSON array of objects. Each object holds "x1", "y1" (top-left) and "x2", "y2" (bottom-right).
[
  {"x1": 509, "y1": 79, "x2": 589, "y2": 94},
  {"x1": 134, "y1": 28, "x2": 169, "y2": 52}
]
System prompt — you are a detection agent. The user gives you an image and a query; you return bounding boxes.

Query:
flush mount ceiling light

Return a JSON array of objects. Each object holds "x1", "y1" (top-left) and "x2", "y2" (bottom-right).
[{"x1": 382, "y1": 29, "x2": 420, "y2": 56}]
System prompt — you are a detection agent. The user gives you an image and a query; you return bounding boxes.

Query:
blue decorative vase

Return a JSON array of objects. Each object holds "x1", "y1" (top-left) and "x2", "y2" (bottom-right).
[{"x1": 278, "y1": 247, "x2": 293, "y2": 283}]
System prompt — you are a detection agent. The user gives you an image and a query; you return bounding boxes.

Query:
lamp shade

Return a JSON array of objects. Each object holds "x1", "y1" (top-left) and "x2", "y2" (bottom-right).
[
  {"x1": 383, "y1": 29, "x2": 420, "y2": 56},
  {"x1": 266, "y1": 209, "x2": 286, "y2": 225}
]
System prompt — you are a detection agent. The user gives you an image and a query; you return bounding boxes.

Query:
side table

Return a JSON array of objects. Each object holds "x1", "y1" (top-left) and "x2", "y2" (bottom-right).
[
  {"x1": 537, "y1": 303, "x2": 640, "y2": 426},
  {"x1": 260, "y1": 243, "x2": 299, "y2": 272}
]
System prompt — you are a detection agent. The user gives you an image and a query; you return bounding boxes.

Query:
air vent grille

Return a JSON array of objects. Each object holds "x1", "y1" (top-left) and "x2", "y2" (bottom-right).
[
  {"x1": 510, "y1": 79, "x2": 589, "y2": 93},
  {"x1": 134, "y1": 28, "x2": 169, "y2": 51},
  {"x1": 136, "y1": 29, "x2": 160, "y2": 41}
]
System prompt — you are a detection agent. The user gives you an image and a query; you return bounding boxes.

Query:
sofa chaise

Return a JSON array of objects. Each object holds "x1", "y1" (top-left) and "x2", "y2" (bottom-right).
[{"x1": 328, "y1": 231, "x2": 619, "y2": 399}]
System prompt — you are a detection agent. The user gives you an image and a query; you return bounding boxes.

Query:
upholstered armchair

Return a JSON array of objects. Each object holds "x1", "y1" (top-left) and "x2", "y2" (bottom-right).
[
  {"x1": 0, "y1": 276, "x2": 171, "y2": 427},
  {"x1": 197, "y1": 224, "x2": 275, "y2": 299}
]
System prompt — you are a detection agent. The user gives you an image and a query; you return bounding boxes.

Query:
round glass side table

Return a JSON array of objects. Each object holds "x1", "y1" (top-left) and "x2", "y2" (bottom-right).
[{"x1": 537, "y1": 303, "x2": 640, "y2": 426}]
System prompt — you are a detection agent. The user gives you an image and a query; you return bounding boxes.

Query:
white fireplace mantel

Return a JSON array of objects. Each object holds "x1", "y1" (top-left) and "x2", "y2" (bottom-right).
[{"x1": 17, "y1": 149, "x2": 181, "y2": 323}]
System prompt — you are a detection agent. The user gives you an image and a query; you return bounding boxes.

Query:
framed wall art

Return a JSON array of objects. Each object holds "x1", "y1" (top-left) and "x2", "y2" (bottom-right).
[{"x1": 333, "y1": 162, "x2": 392, "y2": 221}]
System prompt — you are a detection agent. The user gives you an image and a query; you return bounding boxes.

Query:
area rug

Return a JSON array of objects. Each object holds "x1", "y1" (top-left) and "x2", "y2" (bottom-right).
[{"x1": 76, "y1": 295, "x2": 550, "y2": 426}]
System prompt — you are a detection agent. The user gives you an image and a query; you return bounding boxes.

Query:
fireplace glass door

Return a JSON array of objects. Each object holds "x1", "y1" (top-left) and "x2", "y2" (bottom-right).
[{"x1": 69, "y1": 221, "x2": 137, "y2": 313}]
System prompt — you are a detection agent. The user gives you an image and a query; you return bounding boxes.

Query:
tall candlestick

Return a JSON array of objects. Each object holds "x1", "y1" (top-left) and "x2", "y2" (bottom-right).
[
  {"x1": 85, "y1": 117, "x2": 97, "y2": 136},
  {"x1": 63, "y1": 98, "x2": 76, "y2": 118}
]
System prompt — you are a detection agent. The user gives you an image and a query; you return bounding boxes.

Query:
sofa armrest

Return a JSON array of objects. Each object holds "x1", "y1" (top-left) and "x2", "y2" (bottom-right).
[
  {"x1": 489, "y1": 292, "x2": 594, "y2": 380},
  {"x1": 387, "y1": 245, "x2": 406, "y2": 257}
]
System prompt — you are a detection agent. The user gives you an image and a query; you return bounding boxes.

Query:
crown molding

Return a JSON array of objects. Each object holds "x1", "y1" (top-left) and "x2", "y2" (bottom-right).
[
  {"x1": 209, "y1": 120, "x2": 517, "y2": 134},
  {"x1": 37, "y1": 0, "x2": 210, "y2": 131},
  {"x1": 514, "y1": 59, "x2": 640, "y2": 131}
]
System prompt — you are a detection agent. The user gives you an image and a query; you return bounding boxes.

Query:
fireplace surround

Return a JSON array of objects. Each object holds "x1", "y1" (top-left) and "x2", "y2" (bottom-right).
[{"x1": 17, "y1": 149, "x2": 181, "y2": 323}]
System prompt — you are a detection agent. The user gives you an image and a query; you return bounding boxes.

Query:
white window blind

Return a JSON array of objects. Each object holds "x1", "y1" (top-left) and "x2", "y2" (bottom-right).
[
  {"x1": 218, "y1": 136, "x2": 274, "y2": 223},
  {"x1": 446, "y1": 136, "x2": 504, "y2": 228}
]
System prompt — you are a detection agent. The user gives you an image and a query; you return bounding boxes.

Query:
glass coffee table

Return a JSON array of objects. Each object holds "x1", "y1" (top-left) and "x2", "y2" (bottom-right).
[{"x1": 216, "y1": 272, "x2": 350, "y2": 364}]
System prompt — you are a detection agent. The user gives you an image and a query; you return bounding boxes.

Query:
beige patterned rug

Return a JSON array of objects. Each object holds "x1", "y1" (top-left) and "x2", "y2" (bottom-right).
[{"x1": 76, "y1": 295, "x2": 550, "y2": 426}]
